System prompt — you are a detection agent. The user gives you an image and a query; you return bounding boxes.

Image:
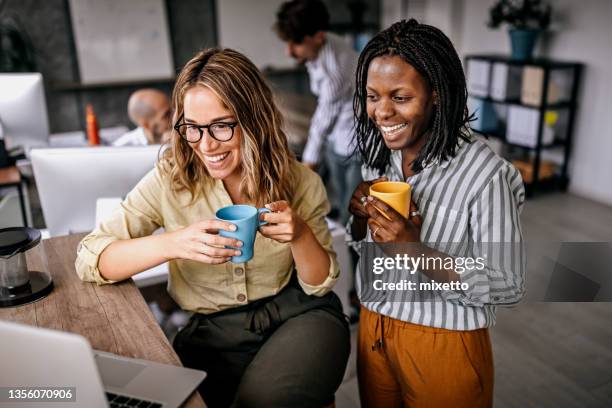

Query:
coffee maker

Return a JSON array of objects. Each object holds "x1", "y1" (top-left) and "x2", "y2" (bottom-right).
[{"x1": 0, "y1": 227, "x2": 53, "y2": 307}]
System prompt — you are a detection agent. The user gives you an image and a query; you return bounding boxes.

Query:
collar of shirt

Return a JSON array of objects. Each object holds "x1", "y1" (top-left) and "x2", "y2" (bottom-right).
[
  {"x1": 389, "y1": 137, "x2": 471, "y2": 180},
  {"x1": 305, "y1": 38, "x2": 330, "y2": 74}
]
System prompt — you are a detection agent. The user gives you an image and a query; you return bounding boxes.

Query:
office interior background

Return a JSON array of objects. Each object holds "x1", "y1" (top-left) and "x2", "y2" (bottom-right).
[{"x1": 1, "y1": 0, "x2": 612, "y2": 407}]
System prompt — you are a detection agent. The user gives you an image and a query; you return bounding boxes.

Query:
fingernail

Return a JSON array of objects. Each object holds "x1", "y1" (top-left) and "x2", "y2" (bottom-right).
[
  {"x1": 230, "y1": 224, "x2": 237, "y2": 231},
  {"x1": 367, "y1": 196, "x2": 374, "y2": 201},
  {"x1": 236, "y1": 241, "x2": 243, "y2": 247},
  {"x1": 235, "y1": 250, "x2": 241, "y2": 256}
]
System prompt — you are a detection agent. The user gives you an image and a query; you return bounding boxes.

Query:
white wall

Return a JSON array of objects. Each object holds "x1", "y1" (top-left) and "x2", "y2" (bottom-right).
[
  {"x1": 458, "y1": 0, "x2": 612, "y2": 205},
  {"x1": 216, "y1": 0, "x2": 292, "y2": 70},
  {"x1": 381, "y1": 0, "x2": 424, "y2": 29},
  {"x1": 425, "y1": 0, "x2": 464, "y2": 45},
  {"x1": 381, "y1": 0, "x2": 464, "y2": 49}
]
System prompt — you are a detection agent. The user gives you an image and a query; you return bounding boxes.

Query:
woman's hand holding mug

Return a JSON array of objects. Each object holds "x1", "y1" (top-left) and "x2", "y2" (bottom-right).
[
  {"x1": 349, "y1": 176, "x2": 388, "y2": 219},
  {"x1": 365, "y1": 196, "x2": 422, "y2": 243},
  {"x1": 259, "y1": 200, "x2": 307, "y2": 243},
  {"x1": 165, "y1": 220, "x2": 243, "y2": 264}
]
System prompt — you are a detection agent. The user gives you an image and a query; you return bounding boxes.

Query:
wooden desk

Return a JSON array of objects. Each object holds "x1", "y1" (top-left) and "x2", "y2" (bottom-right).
[
  {"x1": 0, "y1": 166, "x2": 28, "y2": 226},
  {"x1": 0, "y1": 234, "x2": 206, "y2": 408}
]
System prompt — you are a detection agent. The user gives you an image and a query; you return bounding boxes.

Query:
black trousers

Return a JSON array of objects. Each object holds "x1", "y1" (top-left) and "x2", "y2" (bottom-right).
[{"x1": 173, "y1": 278, "x2": 350, "y2": 408}]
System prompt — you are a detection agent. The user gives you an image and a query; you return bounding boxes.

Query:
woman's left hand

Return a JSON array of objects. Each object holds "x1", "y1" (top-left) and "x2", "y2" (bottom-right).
[
  {"x1": 365, "y1": 196, "x2": 422, "y2": 243},
  {"x1": 259, "y1": 200, "x2": 307, "y2": 243}
]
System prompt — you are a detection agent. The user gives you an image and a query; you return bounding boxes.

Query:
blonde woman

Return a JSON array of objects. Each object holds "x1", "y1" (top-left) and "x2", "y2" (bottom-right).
[{"x1": 76, "y1": 48, "x2": 350, "y2": 408}]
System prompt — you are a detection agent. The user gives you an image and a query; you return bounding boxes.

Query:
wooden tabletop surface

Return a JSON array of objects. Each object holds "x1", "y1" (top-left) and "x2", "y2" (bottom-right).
[
  {"x1": 0, "y1": 166, "x2": 21, "y2": 186},
  {"x1": 0, "y1": 233, "x2": 206, "y2": 408}
]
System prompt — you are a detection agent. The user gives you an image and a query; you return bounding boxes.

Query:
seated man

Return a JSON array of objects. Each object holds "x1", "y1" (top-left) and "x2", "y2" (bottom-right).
[{"x1": 113, "y1": 89, "x2": 171, "y2": 146}]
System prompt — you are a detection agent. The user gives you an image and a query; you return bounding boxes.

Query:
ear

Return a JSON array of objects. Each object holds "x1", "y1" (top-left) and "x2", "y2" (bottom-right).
[
  {"x1": 314, "y1": 30, "x2": 326, "y2": 45},
  {"x1": 140, "y1": 118, "x2": 154, "y2": 140},
  {"x1": 141, "y1": 118, "x2": 151, "y2": 131}
]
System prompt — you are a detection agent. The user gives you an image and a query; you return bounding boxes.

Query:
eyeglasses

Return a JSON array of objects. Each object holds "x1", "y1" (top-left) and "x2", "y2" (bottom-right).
[{"x1": 173, "y1": 114, "x2": 239, "y2": 143}]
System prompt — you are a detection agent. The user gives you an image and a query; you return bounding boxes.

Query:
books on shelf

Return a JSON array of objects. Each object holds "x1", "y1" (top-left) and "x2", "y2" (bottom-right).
[
  {"x1": 521, "y1": 66, "x2": 543, "y2": 106},
  {"x1": 521, "y1": 66, "x2": 574, "y2": 106},
  {"x1": 506, "y1": 106, "x2": 555, "y2": 148},
  {"x1": 467, "y1": 59, "x2": 491, "y2": 97},
  {"x1": 490, "y1": 62, "x2": 522, "y2": 101},
  {"x1": 464, "y1": 55, "x2": 580, "y2": 194}
]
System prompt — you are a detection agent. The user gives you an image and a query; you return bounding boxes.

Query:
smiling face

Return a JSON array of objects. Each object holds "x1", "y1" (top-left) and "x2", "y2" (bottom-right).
[
  {"x1": 183, "y1": 85, "x2": 242, "y2": 182},
  {"x1": 366, "y1": 55, "x2": 436, "y2": 152}
]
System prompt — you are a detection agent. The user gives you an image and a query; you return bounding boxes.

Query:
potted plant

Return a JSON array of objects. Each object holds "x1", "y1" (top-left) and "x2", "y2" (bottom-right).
[{"x1": 488, "y1": 0, "x2": 552, "y2": 61}]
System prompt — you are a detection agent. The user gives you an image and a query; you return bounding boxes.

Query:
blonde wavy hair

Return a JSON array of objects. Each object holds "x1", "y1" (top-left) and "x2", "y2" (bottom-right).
[{"x1": 161, "y1": 48, "x2": 296, "y2": 206}]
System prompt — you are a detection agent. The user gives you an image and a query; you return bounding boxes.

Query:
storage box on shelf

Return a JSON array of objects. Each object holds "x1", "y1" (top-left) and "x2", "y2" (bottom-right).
[
  {"x1": 512, "y1": 158, "x2": 556, "y2": 184},
  {"x1": 465, "y1": 54, "x2": 582, "y2": 196}
]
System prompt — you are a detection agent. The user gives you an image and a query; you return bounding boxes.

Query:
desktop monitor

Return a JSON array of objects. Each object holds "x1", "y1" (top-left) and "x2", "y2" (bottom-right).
[
  {"x1": 0, "y1": 73, "x2": 50, "y2": 150},
  {"x1": 31, "y1": 145, "x2": 161, "y2": 236}
]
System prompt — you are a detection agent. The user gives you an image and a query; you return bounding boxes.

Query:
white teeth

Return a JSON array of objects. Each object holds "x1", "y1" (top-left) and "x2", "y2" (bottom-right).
[
  {"x1": 380, "y1": 123, "x2": 407, "y2": 133},
  {"x1": 205, "y1": 152, "x2": 229, "y2": 163}
]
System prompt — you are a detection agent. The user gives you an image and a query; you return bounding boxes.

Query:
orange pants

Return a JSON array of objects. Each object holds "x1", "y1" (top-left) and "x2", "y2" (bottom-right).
[{"x1": 358, "y1": 307, "x2": 493, "y2": 408}]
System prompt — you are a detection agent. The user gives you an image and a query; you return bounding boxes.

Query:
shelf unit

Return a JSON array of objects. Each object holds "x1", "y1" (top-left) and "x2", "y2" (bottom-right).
[{"x1": 465, "y1": 54, "x2": 583, "y2": 195}]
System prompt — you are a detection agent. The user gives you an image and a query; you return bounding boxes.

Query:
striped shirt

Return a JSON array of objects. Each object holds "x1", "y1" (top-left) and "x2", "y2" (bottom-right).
[
  {"x1": 302, "y1": 33, "x2": 357, "y2": 163},
  {"x1": 350, "y1": 137, "x2": 526, "y2": 330}
]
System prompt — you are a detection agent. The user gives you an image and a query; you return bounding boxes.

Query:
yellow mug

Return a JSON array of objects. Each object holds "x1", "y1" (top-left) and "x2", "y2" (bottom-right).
[{"x1": 369, "y1": 181, "x2": 411, "y2": 219}]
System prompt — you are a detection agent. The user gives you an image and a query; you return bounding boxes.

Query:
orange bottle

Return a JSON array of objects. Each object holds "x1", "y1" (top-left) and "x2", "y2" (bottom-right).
[{"x1": 86, "y1": 104, "x2": 100, "y2": 145}]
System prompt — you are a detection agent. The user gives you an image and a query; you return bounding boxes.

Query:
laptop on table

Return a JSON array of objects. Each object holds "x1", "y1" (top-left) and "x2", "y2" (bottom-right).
[{"x1": 0, "y1": 320, "x2": 206, "y2": 408}]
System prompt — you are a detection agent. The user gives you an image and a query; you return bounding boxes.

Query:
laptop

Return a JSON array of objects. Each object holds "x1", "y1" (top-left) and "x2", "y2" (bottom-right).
[{"x1": 0, "y1": 320, "x2": 206, "y2": 408}]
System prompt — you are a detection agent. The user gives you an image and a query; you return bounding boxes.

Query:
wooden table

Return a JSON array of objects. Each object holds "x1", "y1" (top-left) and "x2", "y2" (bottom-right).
[
  {"x1": 0, "y1": 166, "x2": 28, "y2": 226},
  {"x1": 0, "y1": 234, "x2": 206, "y2": 408}
]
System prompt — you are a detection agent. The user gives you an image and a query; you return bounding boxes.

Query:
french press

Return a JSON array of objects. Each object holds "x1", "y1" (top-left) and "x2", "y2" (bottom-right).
[{"x1": 0, "y1": 227, "x2": 53, "y2": 307}]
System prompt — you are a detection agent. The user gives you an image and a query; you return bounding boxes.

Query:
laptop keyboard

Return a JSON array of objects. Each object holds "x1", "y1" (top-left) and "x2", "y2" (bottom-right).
[{"x1": 105, "y1": 392, "x2": 163, "y2": 408}]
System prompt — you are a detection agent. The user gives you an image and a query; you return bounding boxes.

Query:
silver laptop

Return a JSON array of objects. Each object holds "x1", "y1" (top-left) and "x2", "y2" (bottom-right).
[{"x1": 0, "y1": 320, "x2": 206, "y2": 408}]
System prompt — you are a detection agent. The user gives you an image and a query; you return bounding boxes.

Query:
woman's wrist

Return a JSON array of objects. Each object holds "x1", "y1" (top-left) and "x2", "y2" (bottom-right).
[
  {"x1": 290, "y1": 218, "x2": 311, "y2": 246},
  {"x1": 159, "y1": 230, "x2": 177, "y2": 261},
  {"x1": 289, "y1": 220, "x2": 331, "y2": 286}
]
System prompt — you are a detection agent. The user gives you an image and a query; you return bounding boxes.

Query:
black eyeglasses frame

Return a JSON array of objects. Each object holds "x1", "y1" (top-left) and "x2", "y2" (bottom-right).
[{"x1": 173, "y1": 113, "x2": 239, "y2": 143}]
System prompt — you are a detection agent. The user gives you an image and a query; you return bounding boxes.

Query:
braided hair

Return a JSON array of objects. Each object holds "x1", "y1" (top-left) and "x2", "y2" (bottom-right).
[{"x1": 354, "y1": 19, "x2": 472, "y2": 174}]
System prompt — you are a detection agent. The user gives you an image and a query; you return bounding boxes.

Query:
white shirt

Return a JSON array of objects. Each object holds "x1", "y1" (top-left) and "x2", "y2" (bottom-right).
[
  {"x1": 302, "y1": 33, "x2": 358, "y2": 163},
  {"x1": 112, "y1": 127, "x2": 148, "y2": 147}
]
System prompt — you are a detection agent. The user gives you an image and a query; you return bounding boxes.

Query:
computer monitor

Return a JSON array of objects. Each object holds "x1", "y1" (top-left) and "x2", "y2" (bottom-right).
[
  {"x1": 0, "y1": 73, "x2": 50, "y2": 150},
  {"x1": 31, "y1": 145, "x2": 162, "y2": 236}
]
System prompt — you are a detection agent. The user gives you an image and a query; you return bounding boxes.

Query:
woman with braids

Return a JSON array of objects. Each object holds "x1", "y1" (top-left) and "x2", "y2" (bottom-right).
[
  {"x1": 348, "y1": 20, "x2": 525, "y2": 407},
  {"x1": 76, "y1": 48, "x2": 349, "y2": 408}
]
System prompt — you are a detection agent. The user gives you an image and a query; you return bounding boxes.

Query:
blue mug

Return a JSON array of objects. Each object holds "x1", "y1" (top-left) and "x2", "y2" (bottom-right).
[{"x1": 215, "y1": 204, "x2": 271, "y2": 263}]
